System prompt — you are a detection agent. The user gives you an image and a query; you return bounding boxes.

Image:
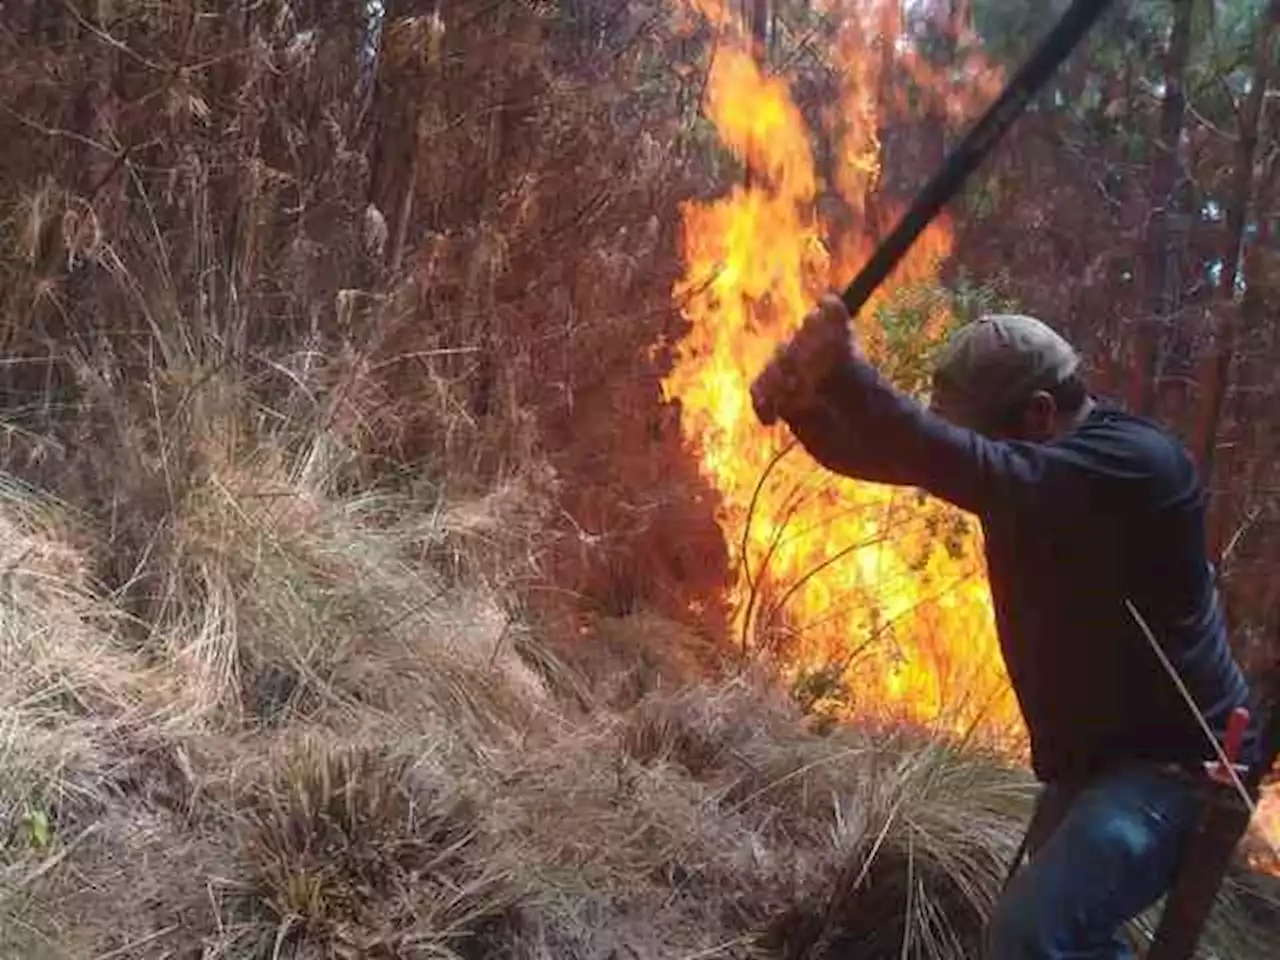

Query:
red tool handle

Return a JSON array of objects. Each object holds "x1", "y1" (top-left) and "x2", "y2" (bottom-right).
[
  {"x1": 1207, "y1": 706, "x2": 1250, "y2": 786},
  {"x1": 1224, "y1": 706, "x2": 1249, "y2": 765}
]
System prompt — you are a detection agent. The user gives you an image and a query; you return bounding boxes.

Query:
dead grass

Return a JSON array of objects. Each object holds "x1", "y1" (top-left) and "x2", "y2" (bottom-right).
[
  {"x1": 0, "y1": 451, "x2": 1268, "y2": 960},
  {"x1": 0, "y1": 439, "x2": 557, "y2": 957},
  {"x1": 234, "y1": 738, "x2": 522, "y2": 958},
  {"x1": 0, "y1": 479, "x2": 1275, "y2": 958}
]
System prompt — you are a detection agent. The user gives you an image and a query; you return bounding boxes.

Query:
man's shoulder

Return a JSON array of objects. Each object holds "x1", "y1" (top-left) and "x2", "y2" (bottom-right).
[
  {"x1": 1053, "y1": 401, "x2": 1198, "y2": 489},
  {"x1": 1078, "y1": 401, "x2": 1187, "y2": 454}
]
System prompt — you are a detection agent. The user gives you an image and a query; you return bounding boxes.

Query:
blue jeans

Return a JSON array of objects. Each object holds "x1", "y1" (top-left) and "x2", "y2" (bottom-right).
[{"x1": 986, "y1": 765, "x2": 1203, "y2": 959}]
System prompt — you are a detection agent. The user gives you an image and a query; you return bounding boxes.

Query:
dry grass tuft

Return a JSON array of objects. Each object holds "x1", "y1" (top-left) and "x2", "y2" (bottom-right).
[
  {"x1": 762, "y1": 742, "x2": 1033, "y2": 960},
  {"x1": 562, "y1": 611, "x2": 729, "y2": 711},
  {"x1": 477, "y1": 680, "x2": 1042, "y2": 960},
  {"x1": 237, "y1": 737, "x2": 522, "y2": 959},
  {"x1": 622, "y1": 684, "x2": 747, "y2": 775}
]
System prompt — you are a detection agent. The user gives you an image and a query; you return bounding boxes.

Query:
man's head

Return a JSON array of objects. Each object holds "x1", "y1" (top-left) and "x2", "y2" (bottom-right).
[{"x1": 928, "y1": 314, "x2": 1090, "y2": 441}]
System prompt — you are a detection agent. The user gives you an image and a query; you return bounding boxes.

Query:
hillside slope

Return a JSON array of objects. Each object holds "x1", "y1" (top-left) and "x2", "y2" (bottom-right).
[{"x1": 0, "y1": 448, "x2": 1275, "y2": 959}]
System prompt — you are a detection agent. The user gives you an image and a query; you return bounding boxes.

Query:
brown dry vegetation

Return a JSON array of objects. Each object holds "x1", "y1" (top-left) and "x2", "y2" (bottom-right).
[
  {"x1": 0, "y1": 2, "x2": 1277, "y2": 959},
  {"x1": 0, "y1": 486, "x2": 1274, "y2": 959}
]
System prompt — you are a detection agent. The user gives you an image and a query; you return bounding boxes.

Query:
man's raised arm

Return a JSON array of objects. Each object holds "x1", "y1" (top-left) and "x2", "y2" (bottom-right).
[{"x1": 755, "y1": 297, "x2": 1061, "y2": 517}]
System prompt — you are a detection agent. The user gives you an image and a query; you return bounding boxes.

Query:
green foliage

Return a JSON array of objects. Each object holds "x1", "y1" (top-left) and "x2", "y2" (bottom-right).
[
  {"x1": 870, "y1": 276, "x2": 1020, "y2": 398},
  {"x1": 967, "y1": 177, "x2": 1003, "y2": 221},
  {"x1": 870, "y1": 286, "x2": 953, "y2": 396},
  {"x1": 17, "y1": 805, "x2": 50, "y2": 853},
  {"x1": 791, "y1": 659, "x2": 855, "y2": 716},
  {"x1": 917, "y1": 496, "x2": 980, "y2": 567}
]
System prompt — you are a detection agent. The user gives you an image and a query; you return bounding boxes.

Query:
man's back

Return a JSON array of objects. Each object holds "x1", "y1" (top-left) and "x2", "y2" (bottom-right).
[
  {"x1": 781, "y1": 359, "x2": 1260, "y2": 783},
  {"x1": 976, "y1": 402, "x2": 1258, "y2": 782}
]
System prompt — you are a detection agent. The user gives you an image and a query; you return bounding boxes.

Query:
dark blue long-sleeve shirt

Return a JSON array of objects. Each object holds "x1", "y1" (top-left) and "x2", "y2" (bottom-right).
[{"x1": 781, "y1": 355, "x2": 1260, "y2": 784}]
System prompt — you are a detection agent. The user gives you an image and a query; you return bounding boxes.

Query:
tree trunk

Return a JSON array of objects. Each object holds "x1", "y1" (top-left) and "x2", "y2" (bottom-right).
[
  {"x1": 1193, "y1": 0, "x2": 1280, "y2": 491},
  {"x1": 1130, "y1": 0, "x2": 1194, "y2": 418},
  {"x1": 1205, "y1": 77, "x2": 1280, "y2": 563},
  {"x1": 752, "y1": 0, "x2": 768, "y2": 56},
  {"x1": 744, "y1": 0, "x2": 769, "y2": 192}
]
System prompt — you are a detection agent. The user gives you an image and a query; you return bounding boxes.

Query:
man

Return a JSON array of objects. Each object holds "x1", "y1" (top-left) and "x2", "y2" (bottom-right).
[{"x1": 751, "y1": 295, "x2": 1261, "y2": 959}]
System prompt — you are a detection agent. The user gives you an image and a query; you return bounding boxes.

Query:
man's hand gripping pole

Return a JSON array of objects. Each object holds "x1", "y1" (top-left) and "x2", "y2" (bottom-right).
[{"x1": 750, "y1": 0, "x2": 1118, "y2": 427}]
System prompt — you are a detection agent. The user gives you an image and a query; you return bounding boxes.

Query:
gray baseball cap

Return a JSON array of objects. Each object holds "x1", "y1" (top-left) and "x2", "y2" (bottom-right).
[{"x1": 928, "y1": 314, "x2": 1080, "y2": 431}]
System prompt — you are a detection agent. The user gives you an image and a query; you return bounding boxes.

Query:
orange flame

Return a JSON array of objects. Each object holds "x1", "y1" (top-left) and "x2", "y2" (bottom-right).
[
  {"x1": 663, "y1": 2, "x2": 1019, "y2": 746},
  {"x1": 1250, "y1": 785, "x2": 1280, "y2": 876}
]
